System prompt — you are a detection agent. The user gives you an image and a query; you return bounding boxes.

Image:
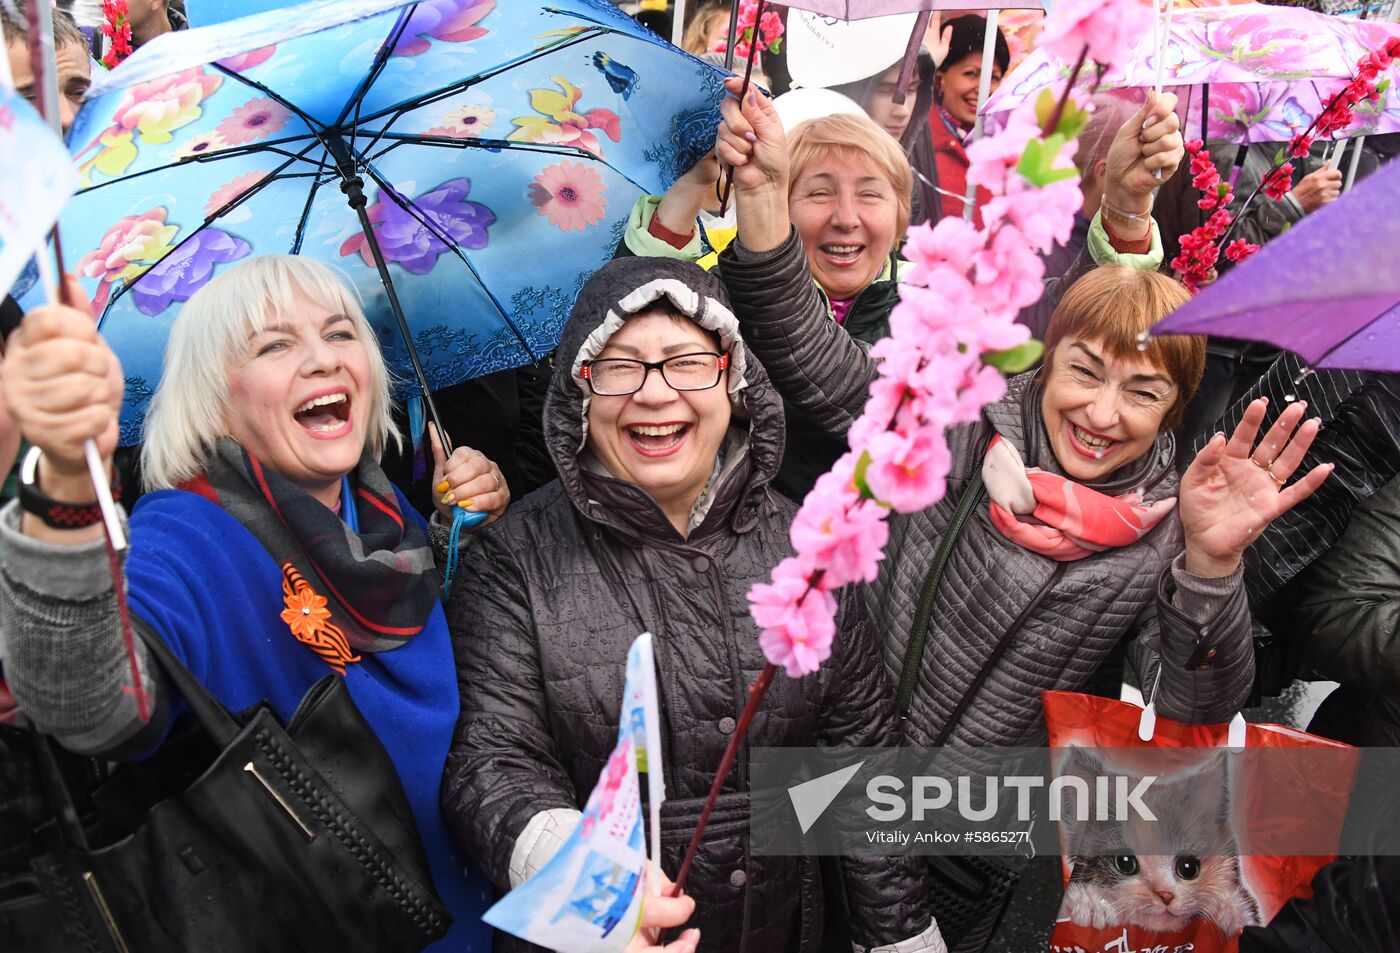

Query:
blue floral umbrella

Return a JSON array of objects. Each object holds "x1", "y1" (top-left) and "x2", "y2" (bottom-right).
[{"x1": 61, "y1": 0, "x2": 725, "y2": 443}]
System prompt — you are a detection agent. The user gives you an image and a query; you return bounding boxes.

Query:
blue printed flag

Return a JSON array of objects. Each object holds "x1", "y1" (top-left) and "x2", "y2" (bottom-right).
[{"x1": 485, "y1": 632, "x2": 666, "y2": 952}]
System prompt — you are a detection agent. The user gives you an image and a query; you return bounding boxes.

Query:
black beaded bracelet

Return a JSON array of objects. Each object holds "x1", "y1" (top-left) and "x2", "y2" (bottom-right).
[{"x1": 17, "y1": 446, "x2": 116, "y2": 530}]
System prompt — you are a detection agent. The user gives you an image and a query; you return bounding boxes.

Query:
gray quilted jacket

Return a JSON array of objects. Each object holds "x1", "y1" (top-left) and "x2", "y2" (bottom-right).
[
  {"x1": 440, "y1": 257, "x2": 932, "y2": 952},
  {"x1": 717, "y1": 230, "x2": 1256, "y2": 748}
]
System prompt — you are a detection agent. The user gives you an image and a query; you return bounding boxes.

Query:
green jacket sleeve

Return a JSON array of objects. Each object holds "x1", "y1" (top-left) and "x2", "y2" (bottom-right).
[
  {"x1": 1085, "y1": 209, "x2": 1164, "y2": 271},
  {"x1": 619, "y1": 195, "x2": 704, "y2": 261}
]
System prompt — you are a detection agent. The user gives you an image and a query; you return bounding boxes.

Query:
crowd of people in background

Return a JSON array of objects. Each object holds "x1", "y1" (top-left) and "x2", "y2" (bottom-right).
[{"x1": 1, "y1": 0, "x2": 1398, "y2": 951}]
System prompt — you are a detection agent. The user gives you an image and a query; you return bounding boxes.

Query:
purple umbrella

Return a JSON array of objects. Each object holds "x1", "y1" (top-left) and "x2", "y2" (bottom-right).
[{"x1": 1152, "y1": 153, "x2": 1400, "y2": 373}]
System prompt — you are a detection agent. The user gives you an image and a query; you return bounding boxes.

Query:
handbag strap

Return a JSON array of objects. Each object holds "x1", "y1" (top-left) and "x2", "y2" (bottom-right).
[
  {"x1": 130, "y1": 616, "x2": 241, "y2": 749},
  {"x1": 928, "y1": 562, "x2": 1065, "y2": 747},
  {"x1": 28, "y1": 729, "x2": 92, "y2": 854},
  {"x1": 895, "y1": 470, "x2": 985, "y2": 721}
]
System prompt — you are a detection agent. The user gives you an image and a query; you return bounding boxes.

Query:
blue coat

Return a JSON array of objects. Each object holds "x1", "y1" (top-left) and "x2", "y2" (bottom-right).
[{"x1": 128, "y1": 488, "x2": 492, "y2": 952}]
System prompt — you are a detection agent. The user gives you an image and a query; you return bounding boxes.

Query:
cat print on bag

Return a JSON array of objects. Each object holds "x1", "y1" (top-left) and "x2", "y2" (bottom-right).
[{"x1": 1057, "y1": 748, "x2": 1262, "y2": 938}]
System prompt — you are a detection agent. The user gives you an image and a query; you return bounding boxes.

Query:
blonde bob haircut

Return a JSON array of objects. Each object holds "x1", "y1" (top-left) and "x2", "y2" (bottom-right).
[
  {"x1": 141, "y1": 255, "x2": 400, "y2": 491},
  {"x1": 1041, "y1": 266, "x2": 1205, "y2": 431},
  {"x1": 786, "y1": 113, "x2": 914, "y2": 248}
]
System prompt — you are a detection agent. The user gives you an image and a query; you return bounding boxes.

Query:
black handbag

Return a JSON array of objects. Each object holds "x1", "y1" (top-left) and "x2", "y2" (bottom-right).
[{"x1": 0, "y1": 618, "x2": 451, "y2": 952}]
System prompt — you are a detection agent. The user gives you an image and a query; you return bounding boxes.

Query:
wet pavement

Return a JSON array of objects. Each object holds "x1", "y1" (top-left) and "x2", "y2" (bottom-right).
[{"x1": 983, "y1": 679, "x2": 1338, "y2": 952}]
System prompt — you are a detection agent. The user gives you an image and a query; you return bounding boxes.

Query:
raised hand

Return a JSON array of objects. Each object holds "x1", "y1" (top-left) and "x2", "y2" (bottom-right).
[
  {"x1": 1291, "y1": 166, "x2": 1343, "y2": 214},
  {"x1": 716, "y1": 74, "x2": 791, "y2": 252},
  {"x1": 715, "y1": 74, "x2": 788, "y2": 195},
  {"x1": 924, "y1": 12, "x2": 953, "y2": 68},
  {"x1": 1, "y1": 282, "x2": 120, "y2": 542},
  {"x1": 1179, "y1": 397, "x2": 1333, "y2": 577},
  {"x1": 1102, "y1": 91, "x2": 1184, "y2": 239},
  {"x1": 1, "y1": 286, "x2": 119, "y2": 480},
  {"x1": 428, "y1": 425, "x2": 509, "y2": 527},
  {"x1": 653, "y1": 150, "x2": 721, "y2": 235}
]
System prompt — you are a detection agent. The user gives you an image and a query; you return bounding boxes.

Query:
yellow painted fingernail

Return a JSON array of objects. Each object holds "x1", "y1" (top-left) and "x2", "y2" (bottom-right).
[
  {"x1": 459, "y1": 499, "x2": 474, "y2": 509},
  {"x1": 435, "y1": 480, "x2": 450, "y2": 493},
  {"x1": 441, "y1": 492, "x2": 455, "y2": 505}
]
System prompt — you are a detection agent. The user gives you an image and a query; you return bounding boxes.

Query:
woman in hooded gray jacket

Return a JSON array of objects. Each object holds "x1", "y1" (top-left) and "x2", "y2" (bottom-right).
[{"x1": 441, "y1": 256, "x2": 939, "y2": 953}]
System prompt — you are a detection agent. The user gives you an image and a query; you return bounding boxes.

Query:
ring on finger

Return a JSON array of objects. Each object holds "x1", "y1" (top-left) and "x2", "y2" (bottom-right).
[
  {"x1": 1251, "y1": 456, "x2": 1274, "y2": 472},
  {"x1": 1269, "y1": 468, "x2": 1287, "y2": 489},
  {"x1": 492, "y1": 471, "x2": 501, "y2": 492}
]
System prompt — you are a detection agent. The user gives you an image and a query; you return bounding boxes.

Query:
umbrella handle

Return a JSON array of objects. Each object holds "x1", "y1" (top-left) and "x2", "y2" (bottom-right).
[{"x1": 716, "y1": 0, "x2": 768, "y2": 217}]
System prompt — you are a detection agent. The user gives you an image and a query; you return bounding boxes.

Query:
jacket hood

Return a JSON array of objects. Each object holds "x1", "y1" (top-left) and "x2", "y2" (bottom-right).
[
  {"x1": 544, "y1": 256, "x2": 786, "y2": 544},
  {"x1": 985, "y1": 371, "x2": 1179, "y2": 502},
  {"x1": 829, "y1": 48, "x2": 935, "y2": 151}
]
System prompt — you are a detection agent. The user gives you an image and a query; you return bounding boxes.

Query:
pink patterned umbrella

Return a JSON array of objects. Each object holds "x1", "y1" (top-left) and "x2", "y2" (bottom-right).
[
  {"x1": 782, "y1": 0, "x2": 1043, "y2": 13},
  {"x1": 986, "y1": 3, "x2": 1400, "y2": 143}
]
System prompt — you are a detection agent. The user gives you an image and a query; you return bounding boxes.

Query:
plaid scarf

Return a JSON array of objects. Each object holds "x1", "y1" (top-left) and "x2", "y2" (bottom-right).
[{"x1": 182, "y1": 439, "x2": 438, "y2": 673}]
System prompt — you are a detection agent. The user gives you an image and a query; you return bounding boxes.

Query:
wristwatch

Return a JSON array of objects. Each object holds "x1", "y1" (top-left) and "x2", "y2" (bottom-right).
[{"x1": 17, "y1": 446, "x2": 112, "y2": 530}]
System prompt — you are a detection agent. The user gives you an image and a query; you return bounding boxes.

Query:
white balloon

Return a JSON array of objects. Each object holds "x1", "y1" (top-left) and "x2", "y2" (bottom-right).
[
  {"x1": 785, "y1": 10, "x2": 920, "y2": 89},
  {"x1": 771, "y1": 87, "x2": 866, "y2": 134}
]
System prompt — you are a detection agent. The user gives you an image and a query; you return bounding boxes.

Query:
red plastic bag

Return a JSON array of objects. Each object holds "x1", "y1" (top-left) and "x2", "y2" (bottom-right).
[{"x1": 1043, "y1": 691, "x2": 1356, "y2": 953}]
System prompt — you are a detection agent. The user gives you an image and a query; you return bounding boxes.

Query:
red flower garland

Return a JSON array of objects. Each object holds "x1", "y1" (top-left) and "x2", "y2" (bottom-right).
[
  {"x1": 1172, "y1": 36, "x2": 1400, "y2": 293},
  {"x1": 100, "y1": 0, "x2": 133, "y2": 69},
  {"x1": 1170, "y1": 140, "x2": 1256, "y2": 292}
]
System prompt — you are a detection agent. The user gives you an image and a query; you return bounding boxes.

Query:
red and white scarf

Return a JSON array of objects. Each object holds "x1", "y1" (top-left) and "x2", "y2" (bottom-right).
[{"x1": 982, "y1": 435, "x2": 1176, "y2": 561}]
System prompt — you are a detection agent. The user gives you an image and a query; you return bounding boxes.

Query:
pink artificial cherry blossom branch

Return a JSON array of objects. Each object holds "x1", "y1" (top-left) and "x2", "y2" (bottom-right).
[{"x1": 671, "y1": 0, "x2": 1150, "y2": 894}]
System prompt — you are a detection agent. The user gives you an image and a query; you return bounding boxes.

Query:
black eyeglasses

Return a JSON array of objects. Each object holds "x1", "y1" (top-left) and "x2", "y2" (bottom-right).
[{"x1": 581, "y1": 352, "x2": 729, "y2": 397}]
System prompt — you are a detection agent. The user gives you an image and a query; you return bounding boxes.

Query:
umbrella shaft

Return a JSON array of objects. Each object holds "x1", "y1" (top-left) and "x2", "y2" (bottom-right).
[
  {"x1": 326, "y1": 134, "x2": 452, "y2": 454},
  {"x1": 723, "y1": 0, "x2": 740, "y2": 72},
  {"x1": 964, "y1": 9, "x2": 1001, "y2": 222}
]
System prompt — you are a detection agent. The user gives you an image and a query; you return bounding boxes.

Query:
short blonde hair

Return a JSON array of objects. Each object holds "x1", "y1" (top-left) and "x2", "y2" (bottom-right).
[
  {"x1": 141, "y1": 255, "x2": 400, "y2": 490},
  {"x1": 682, "y1": 1, "x2": 729, "y2": 56},
  {"x1": 1042, "y1": 266, "x2": 1204, "y2": 430},
  {"x1": 787, "y1": 113, "x2": 914, "y2": 246}
]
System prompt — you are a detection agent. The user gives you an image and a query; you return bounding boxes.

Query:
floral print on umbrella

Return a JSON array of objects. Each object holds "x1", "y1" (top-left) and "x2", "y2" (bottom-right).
[
  {"x1": 216, "y1": 98, "x2": 293, "y2": 146},
  {"x1": 77, "y1": 207, "x2": 250, "y2": 315},
  {"x1": 1184, "y1": 13, "x2": 1338, "y2": 81},
  {"x1": 339, "y1": 178, "x2": 495, "y2": 276},
  {"x1": 529, "y1": 160, "x2": 607, "y2": 231},
  {"x1": 173, "y1": 129, "x2": 230, "y2": 161},
  {"x1": 131, "y1": 229, "x2": 252, "y2": 315},
  {"x1": 205, "y1": 170, "x2": 271, "y2": 218},
  {"x1": 217, "y1": 44, "x2": 278, "y2": 73},
  {"x1": 393, "y1": 0, "x2": 495, "y2": 57},
  {"x1": 509, "y1": 76, "x2": 621, "y2": 158},
  {"x1": 426, "y1": 103, "x2": 497, "y2": 138},
  {"x1": 75, "y1": 67, "x2": 223, "y2": 185}
]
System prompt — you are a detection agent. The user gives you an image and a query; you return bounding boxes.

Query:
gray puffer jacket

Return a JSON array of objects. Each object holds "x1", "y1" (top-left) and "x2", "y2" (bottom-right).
[
  {"x1": 441, "y1": 256, "x2": 933, "y2": 952},
  {"x1": 717, "y1": 231, "x2": 1256, "y2": 748}
]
